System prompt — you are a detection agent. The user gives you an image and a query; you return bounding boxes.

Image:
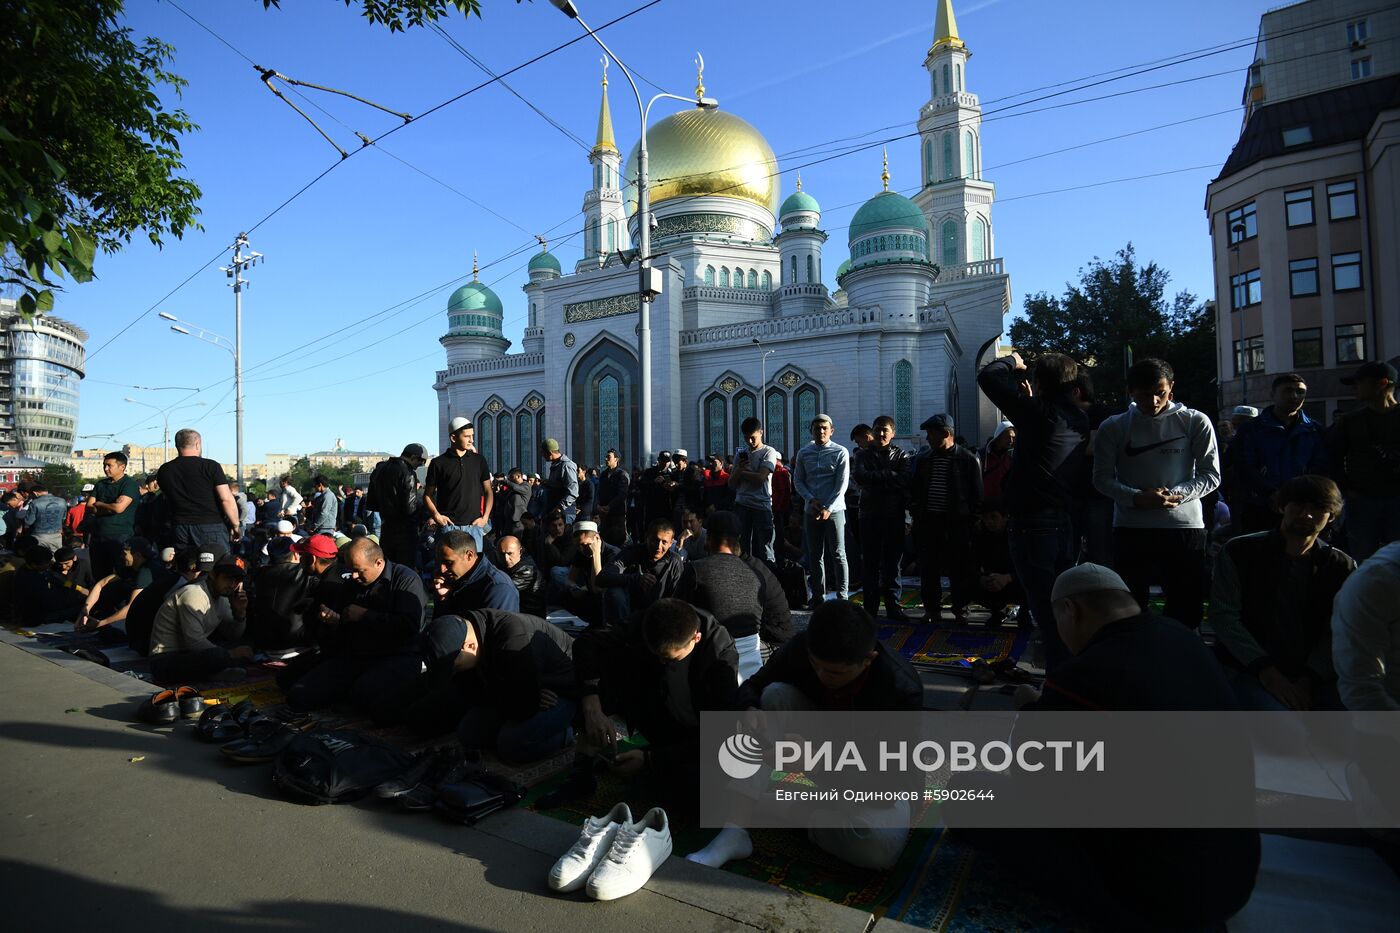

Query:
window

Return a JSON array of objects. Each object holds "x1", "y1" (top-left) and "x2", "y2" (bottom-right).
[
  {"x1": 1348, "y1": 19, "x2": 1369, "y2": 43},
  {"x1": 955, "y1": 63, "x2": 962, "y2": 91},
  {"x1": 1230, "y1": 269, "x2": 1261, "y2": 309},
  {"x1": 761, "y1": 270, "x2": 772, "y2": 290},
  {"x1": 1332, "y1": 252, "x2": 1362, "y2": 291},
  {"x1": 923, "y1": 140, "x2": 934, "y2": 184},
  {"x1": 1282, "y1": 125, "x2": 1312, "y2": 146},
  {"x1": 705, "y1": 394, "x2": 726, "y2": 461},
  {"x1": 1232, "y1": 336, "x2": 1265, "y2": 376},
  {"x1": 894, "y1": 360, "x2": 913, "y2": 435},
  {"x1": 971, "y1": 217, "x2": 988, "y2": 262},
  {"x1": 765, "y1": 389, "x2": 786, "y2": 456},
  {"x1": 964, "y1": 131, "x2": 975, "y2": 180},
  {"x1": 1227, "y1": 202, "x2": 1257, "y2": 242},
  {"x1": 1285, "y1": 188, "x2": 1314, "y2": 227},
  {"x1": 1328, "y1": 180, "x2": 1358, "y2": 220},
  {"x1": 1351, "y1": 58, "x2": 1372, "y2": 80},
  {"x1": 806, "y1": 255, "x2": 814, "y2": 283},
  {"x1": 1292, "y1": 328, "x2": 1323, "y2": 368},
  {"x1": 790, "y1": 256, "x2": 797, "y2": 283},
  {"x1": 719, "y1": 267, "x2": 729, "y2": 287},
  {"x1": 941, "y1": 220, "x2": 959, "y2": 266},
  {"x1": 942, "y1": 63, "x2": 950, "y2": 94},
  {"x1": 1336, "y1": 324, "x2": 1366, "y2": 363},
  {"x1": 704, "y1": 265, "x2": 715, "y2": 286},
  {"x1": 1289, "y1": 258, "x2": 1319, "y2": 297},
  {"x1": 747, "y1": 269, "x2": 757, "y2": 289},
  {"x1": 733, "y1": 267, "x2": 744, "y2": 288},
  {"x1": 942, "y1": 132, "x2": 954, "y2": 181}
]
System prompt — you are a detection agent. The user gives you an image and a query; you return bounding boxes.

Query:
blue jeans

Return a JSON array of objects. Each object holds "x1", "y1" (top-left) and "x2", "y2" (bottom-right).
[
  {"x1": 1343, "y1": 494, "x2": 1400, "y2": 562},
  {"x1": 457, "y1": 697, "x2": 576, "y2": 763},
  {"x1": 736, "y1": 504, "x2": 775, "y2": 562},
  {"x1": 1008, "y1": 510, "x2": 1076, "y2": 675},
  {"x1": 803, "y1": 510, "x2": 848, "y2": 599},
  {"x1": 173, "y1": 522, "x2": 229, "y2": 560},
  {"x1": 733, "y1": 633, "x2": 763, "y2": 684}
]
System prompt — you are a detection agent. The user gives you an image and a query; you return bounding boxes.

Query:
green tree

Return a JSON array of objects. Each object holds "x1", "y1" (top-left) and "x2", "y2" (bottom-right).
[
  {"x1": 40, "y1": 463, "x2": 85, "y2": 500},
  {"x1": 1009, "y1": 244, "x2": 1217, "y2": 418}
]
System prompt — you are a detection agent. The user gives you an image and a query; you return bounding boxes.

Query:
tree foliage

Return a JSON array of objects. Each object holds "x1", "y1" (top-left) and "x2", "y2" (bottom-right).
[
  {"x1": 1009, "y1": 244, "x2": 1217, "y2": 418},
  {"x1": 262, "y1": 0, "x2": 483, "y2": 32},
  {"x1": 285, "y1": 456, "x2": 367, "y2": 493},
  {"x1": 41, "y1": 462, "x2": 85, "y2": 500}
]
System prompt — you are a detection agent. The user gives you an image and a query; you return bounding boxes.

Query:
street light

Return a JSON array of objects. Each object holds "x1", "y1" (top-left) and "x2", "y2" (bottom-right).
[
  {"x1": 753, "y1": 337, "x2": 775, "y2": 435},
  {"x1": 162, "y1": 310, "x2": 242, "y2": 484},
  {"x1": 550, "y1": 0, "x2": 717, "y2": 465},
  {"x1": 124, "y1": 396, "x2": 207, "y2": 467}
]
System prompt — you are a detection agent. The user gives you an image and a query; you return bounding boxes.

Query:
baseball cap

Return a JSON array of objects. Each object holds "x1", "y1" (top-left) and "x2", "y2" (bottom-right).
[
  {"x1": 276, "y1": 519, "x2": 295, "y2": 534},
  {"x1": 573, "y1": 520, "x2": 599, "y2": 535},
  {"x1": 675, "y1": 448, "x2": 689, "y2": 460},
  {"x1": 424, "y1": 614, "x2": 468, "y2": 662},
  {"x1": 921, "y1": 413, "x2": 955, "y2": 433},
  {"x1": 1340, "y1": 361, "x2": 1399, "y2": 385},
  {"x1": 196, "y1": 551, "x2": 217, "y2": 571},
  {"x1": 657, "y1": 450, "x2": 672, "y2": 462},
  {"x1": 1231, "y1": 405, "x2": 1259, "y2": 418},
  {"x1": 267, "y1": 536, "x2": 296, "y2": 559},
  {"x1": 449, "y1": 416, "x2": 473, "y2": 433},
  {"x1": 212, "y1": 555, "x2": 248, "y2": 579},
  {"x1": 401, "y1": 442, "x2": 427, "y2": 459},
  {"x1": 292, "y1": 533, "x2": 340, "y2": 560},
  {"x1": 542, "y1": 438, "x2": 560, "y2": 454},
  {"x1": 1050, "y1": 563, "x2": 1130, "y2": 602}
]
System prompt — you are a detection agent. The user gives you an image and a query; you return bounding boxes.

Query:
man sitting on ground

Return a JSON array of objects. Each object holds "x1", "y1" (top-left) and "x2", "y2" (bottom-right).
[
  {"x1": 968, "y1": 501, "x2": 1024, "y2": 628},
  {"x1": 597, "y1": 519, "x2": 684, "y2": 624},
  {"x1": 398, "y1": 611, "x2": 576, "y2": 762},
  {"x1": 675, "y1": 510, "x2": 792, "y2": 680},
  {"x1": 432, "y1": 529, "x2": 519, "y2": 615},
  {"x1": 553, "y1": 520, "x2": 618, "y2": 627},
  {"x1": 1211, "y1": 475, "x2": 1353, "y2": 710},
  {"x1": 497, "y1": 535, "x2": 545, "y2": 617},
  {"x1": 125, "y1": 549, "x2": 206, "y2": 656},
  {"x1": 148, "y1": 555, "x2": 254, "y2": 683},
  {"x1": 246, "y1": 536, "x2": 317, "y2": 649},
  {"x1": 287, "y1": 538, "x2": 428, "y2": 717},
  {"x1": 75, "y1": 537, "x2": 157, "y2": 633}
]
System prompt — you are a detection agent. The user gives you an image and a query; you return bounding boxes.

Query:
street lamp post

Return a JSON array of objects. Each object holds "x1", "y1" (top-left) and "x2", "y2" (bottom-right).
[
  {"x1": 549, "y1": 0, "x2": 717, "y2": 465},
  {"x1": 220, "y1": 234, "x2": 261, "y2": 488},
  {"x1": 160, "y1": 311, "x2": 241, "y2": 479},
  {"x1": 753, "y1": 337, "x2": 775, "y2": 434},
  {"x1": 122, "y1": 397, "x2": 207, "y2": 466}
]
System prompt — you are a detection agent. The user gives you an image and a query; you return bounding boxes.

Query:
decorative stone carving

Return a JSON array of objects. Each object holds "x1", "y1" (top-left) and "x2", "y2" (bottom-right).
[
  {"x1": 564, "y1": 293, "x2": 640, "y2": 324},
  {"x1": 654, "y1": 212, "x2": 772, "y2": 242},
  {"x1": 719, "y1": 377, "x2": 740, "y2": 394},
  {"x1": 777, "y1": 371, "x2": 801, "y2": 389},
  {"x1": 487, "y1": 399, "x2": 504, "y2": 413},
  {"x1": 563, "y1": 332, "x2": 576, "y2": 347}
]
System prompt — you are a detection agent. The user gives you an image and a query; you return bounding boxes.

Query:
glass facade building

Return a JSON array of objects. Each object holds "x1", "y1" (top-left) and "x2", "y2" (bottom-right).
[{"x1": 0, "y1": 299, "x2": 87, "y2": 462}]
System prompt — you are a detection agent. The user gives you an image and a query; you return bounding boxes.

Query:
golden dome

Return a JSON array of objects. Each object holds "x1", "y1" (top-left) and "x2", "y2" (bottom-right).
[{"x1": 623, "y1": 108, "x2": 779, "y2": 217}]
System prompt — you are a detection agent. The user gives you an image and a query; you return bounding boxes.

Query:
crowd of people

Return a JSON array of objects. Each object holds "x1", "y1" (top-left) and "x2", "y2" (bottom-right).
[{"x1": 2, "y1": 354, "x2": 1398, "y2": 926}]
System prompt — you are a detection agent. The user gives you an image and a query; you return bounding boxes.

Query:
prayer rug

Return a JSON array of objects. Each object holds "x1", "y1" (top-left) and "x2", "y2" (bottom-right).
[{"x1": 876, "y1": 623, "x2": 1029, "y2": 670}]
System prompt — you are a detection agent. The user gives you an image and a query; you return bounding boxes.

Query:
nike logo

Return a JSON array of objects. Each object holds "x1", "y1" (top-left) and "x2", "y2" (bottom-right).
[{"x1": 1124, "y1": 436, "x2": 1186, "y2": 456}]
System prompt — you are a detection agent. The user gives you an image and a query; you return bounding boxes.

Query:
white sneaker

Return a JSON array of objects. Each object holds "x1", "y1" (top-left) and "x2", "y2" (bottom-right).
[
  {"x1": 585, "y1": 807, "x2": 673, "y2": 901},
  {"x1": 548, "y1": 802, "x2": 633, "y2": 893}
]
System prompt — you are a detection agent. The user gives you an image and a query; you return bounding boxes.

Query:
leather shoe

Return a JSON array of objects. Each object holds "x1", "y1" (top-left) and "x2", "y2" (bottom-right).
[{"x1": 137, "y1": 689, "x2": 179, "y2": 724}]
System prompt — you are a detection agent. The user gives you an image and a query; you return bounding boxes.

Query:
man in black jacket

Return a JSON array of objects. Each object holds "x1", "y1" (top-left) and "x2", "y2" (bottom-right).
[
  {"x1": 400, "y1": 611, "x2": 576, "y2": 762},
  {"x1": 676, "y1": 510, "x2": 793, "y2": 680},
  {"x1": 597, "y1": 518, "x2": 684, "y2": 625},
  {"x1": 639, "y1": 451, "x2": 679, "y2": 530},
  {"x1": 497, "y1": 535, "x2": 546, "y2": 617},
  {"x1": 431, "y1": 529, "x2": 519, "y2": 615},
  {"x1": 976, "y1": 352, "x2": 1089, "y2": 673},
  {"x1": 493, "y1": 466, "x2": 532, "y2": 539},
  {"x1": 246, "y1": 536, "x2": 315, "y2": 648},
  {"x1": 673, "y1": 449, "x2": 705, "y2": 520},
  {"x1": 852, "y1": 415, "x2": 911, "y2": 621},
  {"x1": 910, "y1": 414, "x2": 983, "y2": 623},
  {"x1": 287, "y1": 538, "x2": 428, "y2": 716},
  {"x1": 367, "y1": 443, "x2": 427, "y2": 568},
  {"x1": 595, "y1": 449, "x2": 630, "y2": 546}
]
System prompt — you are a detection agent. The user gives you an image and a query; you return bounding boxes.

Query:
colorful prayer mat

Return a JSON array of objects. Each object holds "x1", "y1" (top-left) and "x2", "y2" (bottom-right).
[{"x1": 876, "y1": 622, "x2": 1029, "y2": 669}]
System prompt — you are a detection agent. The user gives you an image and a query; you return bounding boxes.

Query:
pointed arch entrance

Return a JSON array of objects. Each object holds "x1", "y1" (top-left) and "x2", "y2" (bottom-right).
[{"x1": 569, "y1": 336, "x2": 640, "y2": 469}]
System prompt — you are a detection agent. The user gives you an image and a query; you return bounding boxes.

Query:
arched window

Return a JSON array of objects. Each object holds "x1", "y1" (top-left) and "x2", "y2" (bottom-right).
[
  {"x1": 955, "y1": 63, "x2": 963, "y2": 91},
  {"x1": 943, "y1": 132, "x2": 954, "y2": 180},
  {"x1": 607, "y1": 219, "x2": 616, "y2": 253},
  {"x1": 923, "y1": 140, "x2": 934, "y2": 184},
  {"x1": 964, "y1": 131, "x2": 975, "y2": 181},
  {"x1": 720, "y1": 267, "x2": 730, "y2": 287},
  {"x1": 942, "y1": 220, "x2": 959, "y2": 266},
  {"x1": 517, "y1": 411, "x2": 534, "y2": 476},
  {"x1": 942, "y1": 63, "x2": 951, "y2": 94},
  {"x1": 894, "y1": 360, "x2": 913, "y2": 435},
  {"x1": 972, "y1": 216, "x2": 988, "y2": 262},
  {"x1": 733, "y1": 391, "x2": 756, "y2": 448},
  {"x1": 535, "y1": 409, "x2": 547, "y2": 474},
  {"x1": 747, "y1": 269, "x2": 757, "y2": 289},
  {"x1": 593, "y1": 163, "x2": 601, "y2": 188},
  {"x1": 794, "y1": 385, "x2": 819, "y2": 442},
  {"x1": 947, "y1": 371, "x2": 961, "y2": 433},
  {"x1": 805, "y1": 255, "x2": 814, "y2": 283},
  {"x1": 733, "y1": 267, "x2": 744, "y2": 288},
  {"x1": 705, "y1": 393, "x2": 726, "y2": 463},
  {"x1": 478, "y1": 413, "x2": 495, "y2": 468},
  {"x1": 765, "y1": 388, "x2": 787, "y2": 457},
  {"x1": 931, "y1": 69, "x2": 938, "y2": 97},
  {"x1": 704, "y1": 265, "x2": 715, "y2": 286},
  {"x1": 598, "y1": 374, "x2": 620, "y2": 456},
  {"x1": 497, "y1": 412, "x2": 513, "y2": 474},
  {"x1": 761, "y1": 270, "x2": 772, "y2": 290},
  {"x1": 790, "y1": 255, "x2": 797, "y2": 284},
  {"x1": 571, "y1": 339, "x2": 638, "y2": 468}
]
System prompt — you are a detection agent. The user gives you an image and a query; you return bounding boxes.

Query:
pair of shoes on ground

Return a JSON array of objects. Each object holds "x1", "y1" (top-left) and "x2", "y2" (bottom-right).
[
  {"x1": 136, "y1": 686, "x2": 205, "y2": 724},
  {"x1": 219, "y1": 710, "x2": 315, "y2": 763},
  {"x1": 375, "y1": 745, "x2": 481, "y2": 811},
  {"x1": 548, "y1": 803, "x2": 672, "y2": 901}
]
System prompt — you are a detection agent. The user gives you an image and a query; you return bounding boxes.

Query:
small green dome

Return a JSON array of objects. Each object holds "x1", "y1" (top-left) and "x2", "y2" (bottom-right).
[
  {"x1": 836, "y1": 258, "x2": 851, "y2": 279},
  {"x1": 528, "y1": 250, "x2": 561, "y2": 274},
  {"x1": 447, "y1": 280, "x2": 503, "y2": 317},
  {"x1": 849, "y1": 191, "x2": 927, "y2": 244},
  {"x1": 780, "y1": 189, "x2": 821, "y2": 220}
]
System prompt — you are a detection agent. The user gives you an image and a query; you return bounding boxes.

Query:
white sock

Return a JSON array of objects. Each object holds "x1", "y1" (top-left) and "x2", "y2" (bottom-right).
[{"x1": 685, "y1": 824, "x2": 753, "y2": 868}]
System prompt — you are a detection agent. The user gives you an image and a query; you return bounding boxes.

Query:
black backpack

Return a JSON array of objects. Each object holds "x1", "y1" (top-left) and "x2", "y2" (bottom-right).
[{"x1": 271, "y1": 730, "x2": 417, "y2": 805}]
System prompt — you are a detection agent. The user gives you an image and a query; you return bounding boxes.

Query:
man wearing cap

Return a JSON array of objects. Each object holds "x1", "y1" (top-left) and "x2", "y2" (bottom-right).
[
  {"x1": 122, "y1": 547, "x2": 205, "y2": 656},
  {"x1": 432, "y1": 529, "x2": 519, "y2": 615},
  {"x1": 246, "y1": 535, "x2": 316, "y2": 648},
  {"x1": 539, "y1": 438, "x2": 579, "y2": 523},
  {"x1": 156, "y1": 429, "x2": 242, "y2": 560},
  {"x1": 673, "y1": 449, "x2": 705, "y2": 520},
  {"x1": 910, "y1": 413, "x2": 983, "y2": 622},
  {"x1": 425, "y1": 417, "x2": 494, "y2": 537},
  {"x1": 595, "y1": 449, "x2": 630, "y2": 546},
  {"x1": 554, "y1": 519, "x2": 619, "y2": 627},
  {"x1": 367, "y1": 444, "x2": 428, "y2": 567},
  {"x1": 793, "y1": 414, "x2": 851, "y2": 603},
  {"x1": 1326, "y1": 361, "x2": 1400, "y2": 559},
  {"x1": 1224, "y1": 373, "x2": 1327, "y2": 534},
  {"x1": 149, "y1": 555, "x2": 253, "y2": 682}
]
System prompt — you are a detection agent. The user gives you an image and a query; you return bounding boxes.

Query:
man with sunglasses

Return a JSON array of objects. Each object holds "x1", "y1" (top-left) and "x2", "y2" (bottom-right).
[{"x1": 1225, "y1": 373, "x2": 1326, "y2": 534}]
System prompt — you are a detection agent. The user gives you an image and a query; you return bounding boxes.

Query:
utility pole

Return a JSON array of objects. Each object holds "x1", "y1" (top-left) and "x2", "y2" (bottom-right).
[{"x1": 221, "y1": 233, "x2": 262, "y2": 487}]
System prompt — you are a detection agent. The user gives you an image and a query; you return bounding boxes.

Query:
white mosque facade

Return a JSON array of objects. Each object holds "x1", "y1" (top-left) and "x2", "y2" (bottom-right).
[{"x1": 433, "y1": 0, "x2": 1011, "y2": 473}]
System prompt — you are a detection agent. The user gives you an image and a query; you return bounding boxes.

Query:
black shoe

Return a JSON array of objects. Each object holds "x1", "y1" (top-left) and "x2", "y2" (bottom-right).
[
  {"x1": 394, "y1": 748, "x2": 475, "y2": 811},
  {"x1": 376, "y1": 747, "x2": 452, "y2": 799},
  {"x1": 536, "y1": 761, "x2": 598, "y2": 809},
  {"x1": 883, "y1": 593, "x2": 910, "y2": 622}
]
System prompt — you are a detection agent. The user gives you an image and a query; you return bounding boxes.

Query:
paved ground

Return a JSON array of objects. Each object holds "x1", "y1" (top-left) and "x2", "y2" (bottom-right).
[{"x1": 0, "y1": 639, "x2": 933, "y2": 933}]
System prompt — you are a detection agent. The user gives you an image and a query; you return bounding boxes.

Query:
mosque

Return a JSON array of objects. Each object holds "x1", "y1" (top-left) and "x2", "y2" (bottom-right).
[{"x1": 433, "y1": 0, "x2": 1011, "y2": 473}]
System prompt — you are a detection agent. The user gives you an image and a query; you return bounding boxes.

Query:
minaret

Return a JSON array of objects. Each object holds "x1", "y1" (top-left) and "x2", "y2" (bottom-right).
[
  {"x1": 775, "y1": 171, "x2": 829, "y2": 316},
  {"x1": 580, "y1": 57, "x2": 628, "y2": 270},
  {"x1": 913, "y1": 0, "x2": 996, "y2": 272}
]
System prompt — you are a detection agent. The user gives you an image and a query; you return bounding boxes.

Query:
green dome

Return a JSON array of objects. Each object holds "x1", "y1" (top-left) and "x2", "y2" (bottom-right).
[
  {"x1": 528, "y1": 250, "x2": 561, "y2": 273},
  {"x1": 836, "y1": 259, "x2": 851, "y2": 279},
  {"x1": 780, "y1": 189, "x2": 820, "y2": 219},
  {"x1": 848, "y1": 191, "x2": 927, "y2": 244},
  {"x1": 447, "y1": 280, "x2": 503, "y2": 316}
]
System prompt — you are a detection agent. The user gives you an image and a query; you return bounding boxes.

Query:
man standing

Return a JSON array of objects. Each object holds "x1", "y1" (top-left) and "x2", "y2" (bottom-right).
[
  {"x1": 792, "y1": 413, "x2": 850, "y2": 603},
  {"x1": 728, "y1": 417, "x2": 781, "y2": 562},
  {"x1": 1093, "y1": 358, "x2": 1219, "y2": 630},
  {"x1": 425, "y1": 416, "x2": 493, "y2": 533},
  {"x1": 910, "y1": 414, "x2": 983, "y2": 623},
  {"x1": 88, "y1": 451, "x2": 141, "y2": 579},
  {"x1": 1225, "y1": 373, "x2": 1326, "y2": 534},
  {"x1": 640, "y1": 451, "x2": 678, "y2": 530},
  {"x1": 852, "y1": 416, "x2": 910, "y2": 621},
  {"x1": 538, "y1": 438, "x2": 579, "y2": 523},
  {"x1": 845, "y1": 424, "x2": 874, "y2": 580},
  {"x1": 976, "y1": 352, "x2": 1090, "y2": 673},
  {"x1": 673, "y1": 450, "x2": 705, "y2": 521},
  {"x1": 367, "y1": 443, "x2": 427, "y2": 567},
  {"x1": 702, "y1": 453, "x2": 732, "y2": 515},
  {"x1": 494, "y1": 466, "x2": 532, "y2": 540},
  {"x1": 156, "y1": 429, "x2": 241, "y2": 560},
  {"x1": 306, "y1": 475, "x2": 340, "y2": 536},
  {"x1": 277, "y1": 475, "x2": 303, "y2": 520},
  {"x1": 1326, "y1": 361, "x2": 1400, "y2": 559},
  {"x1": 20, "y1": 481, "x2": 67, "y2": 551},
  {"x1": 595, "y1": 449, "x2": 630, "y2": 545}
]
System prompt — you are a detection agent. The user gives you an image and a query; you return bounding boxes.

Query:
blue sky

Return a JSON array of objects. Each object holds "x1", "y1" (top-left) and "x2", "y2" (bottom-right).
[{"x1": 60, "y1": 0, "x2": 1279, "y2": 464}]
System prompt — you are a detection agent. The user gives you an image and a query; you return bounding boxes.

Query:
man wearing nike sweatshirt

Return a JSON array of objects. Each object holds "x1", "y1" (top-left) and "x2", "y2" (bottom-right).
[{"x1": 1093, "y1": 358, "x2": 1220, "y2": 630}]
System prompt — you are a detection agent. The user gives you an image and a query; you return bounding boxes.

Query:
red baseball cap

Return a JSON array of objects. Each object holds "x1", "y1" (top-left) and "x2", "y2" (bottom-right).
[{"x1": 292, "y1": 534, "x2": 339, "y2": 560}]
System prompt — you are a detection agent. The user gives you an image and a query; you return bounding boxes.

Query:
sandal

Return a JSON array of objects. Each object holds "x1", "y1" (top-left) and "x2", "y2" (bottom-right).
[
  {"x1": 137, "y1": 689, "x2": 180, "y2": 725},
  {"x1": 174, "y1": 686, "x2": 206, "y2": 720},
  {"x1": 195, "y1": 699, "x2": 259, "y2": 743}
]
